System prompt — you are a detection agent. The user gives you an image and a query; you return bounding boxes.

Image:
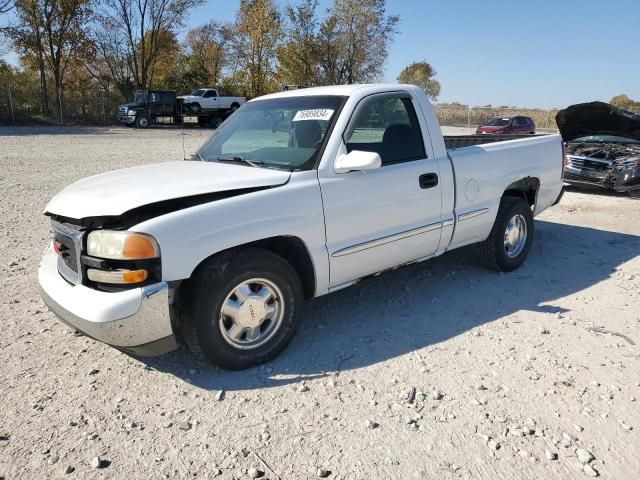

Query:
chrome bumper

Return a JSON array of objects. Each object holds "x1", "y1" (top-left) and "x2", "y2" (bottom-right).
[{"x1": 38, "y1": 244, "x2": 177, "y2": 356}]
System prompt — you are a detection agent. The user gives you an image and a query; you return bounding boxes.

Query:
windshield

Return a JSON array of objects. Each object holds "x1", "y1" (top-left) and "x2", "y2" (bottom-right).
[
  {"x1": 572, "y1": 135, "x2": 640, "y2": 144},
  {"x1": 190, "y1": 89, "x2": 205, "y2": 97},
  {"x1": 197, "y1": 95, "x2": 346, "y2": 171},
  {"x1": 134, "y1": 91, "x2": 147, "y2": 104},
  {"x1": 482, "y1": 118, "x2": 511, "y2": 126}
]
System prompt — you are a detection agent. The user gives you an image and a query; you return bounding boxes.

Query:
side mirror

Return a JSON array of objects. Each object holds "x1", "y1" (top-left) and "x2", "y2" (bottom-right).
[{"x1": 335, "y1": 150, "x2": 382, "y2": 174}]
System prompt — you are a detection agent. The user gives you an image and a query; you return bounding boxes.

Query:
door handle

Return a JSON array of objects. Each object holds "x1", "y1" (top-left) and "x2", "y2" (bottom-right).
[{"x1": 419, "y1": 173, "x2": 438, "y2": 189}]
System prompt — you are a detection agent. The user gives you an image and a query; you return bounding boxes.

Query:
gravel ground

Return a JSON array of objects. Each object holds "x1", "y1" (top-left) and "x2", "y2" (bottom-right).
[{"x1": 0, "y1": 126, "x2": 639, "y2": 479}]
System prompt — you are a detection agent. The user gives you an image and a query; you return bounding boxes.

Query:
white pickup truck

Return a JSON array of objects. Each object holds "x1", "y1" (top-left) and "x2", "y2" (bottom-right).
[
  {"x1": 178, "y1": 88, "x2": 246, "y2": 114},
  {"x1": 39, "y1": 84, "x2": 564, "y2": 370}
]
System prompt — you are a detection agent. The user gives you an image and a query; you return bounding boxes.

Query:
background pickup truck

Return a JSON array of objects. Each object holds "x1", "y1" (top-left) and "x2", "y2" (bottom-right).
[
  {"x1": 178, "y1": 88, "x2": 246, "y2": 114},
  {"x1": 40, "y1": 84, "x2": 564, "y2": 370},
  {"x1": 117, "y1": 89, "x2": 241, "y2": 128}
]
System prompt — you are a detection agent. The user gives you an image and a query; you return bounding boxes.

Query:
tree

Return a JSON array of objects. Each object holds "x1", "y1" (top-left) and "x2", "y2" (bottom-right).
[
  {"x1": 0, "y1": 0, "x2": 13, "y2": 13},
  {"x1": 233, "y1": 0, "x2": 282, "y2": 97},
  {"x1": 318, "y1": 0, "x2": 398, "y2": 84},
  {"x1": 276, "y1": 0, "x2": 319, "y2": 87},
  {"x1": 397, "y1": 60, "x2": 440, "y2": 101},
  {"x1": 8, "y1": 0, "x2": 92, "y2": 121},
  {"x1": 93, "y1": 0, "x2": 204, "y2": 93},
  {"x1": 610, "y1": 94, "x2": 632, "y2": 109},
  {"x1": 184, "y1": 21, "x2": 231, "y2": 88}
]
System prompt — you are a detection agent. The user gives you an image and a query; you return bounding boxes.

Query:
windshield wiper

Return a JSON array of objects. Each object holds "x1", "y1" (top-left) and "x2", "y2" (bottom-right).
[
  {"x1": 217, "y1": 155, "x2": 263, "y2": 168},
  {"x1": 190, "y1": 152, "x2": 206, "y2": 162}
]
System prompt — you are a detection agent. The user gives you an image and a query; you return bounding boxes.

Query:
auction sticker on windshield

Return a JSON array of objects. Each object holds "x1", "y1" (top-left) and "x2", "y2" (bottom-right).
[{"x1": 293, "y1": 109, "x2": 335, "y2": 122}]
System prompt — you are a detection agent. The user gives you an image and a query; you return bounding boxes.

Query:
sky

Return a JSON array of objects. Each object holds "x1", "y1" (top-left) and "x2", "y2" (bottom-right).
[
  {"x1": 186, "y1": 0, "x2": 640, "y2": 108},
  {"x1": 3, "y1": 0, "x2": 639, "y2": 109}
]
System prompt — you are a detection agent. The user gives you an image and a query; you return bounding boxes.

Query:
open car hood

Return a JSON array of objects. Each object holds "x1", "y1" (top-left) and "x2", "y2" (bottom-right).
[
  {"x1": 45, "y1": 161, "x2": 291, "y2": 220},
  {"x1": 556, "y1": 101, "x2": 640, "y2": 143}
]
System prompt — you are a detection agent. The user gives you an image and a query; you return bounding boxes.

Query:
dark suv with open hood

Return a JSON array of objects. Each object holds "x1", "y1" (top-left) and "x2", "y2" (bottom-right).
[{"x1": 556, "y1": 102, "x2": 640, "y2": 197}]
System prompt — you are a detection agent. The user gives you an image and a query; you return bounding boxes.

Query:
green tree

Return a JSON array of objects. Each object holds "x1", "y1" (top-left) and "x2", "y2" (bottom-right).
[
  {"x1": 397, "y1": 61, "x2": 440, "y2": 101},
  {"x1": 276, "y1": 0, "x2": 319, "y2": 87},
  {"x1": 318, "y1": 0, "x2": 398, "y2": 84}
]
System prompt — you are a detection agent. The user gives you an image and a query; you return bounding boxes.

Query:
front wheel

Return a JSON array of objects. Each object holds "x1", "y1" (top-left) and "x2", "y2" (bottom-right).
[
  {"x1": 179, "y1": 248, "x2": 303, "y2": 370},
  {"x1": 135, "y1": 115, "x2": 150, "y2": 128},
  {"x1": 478, "y1": 196, "x2": 534, "y2": 272}
]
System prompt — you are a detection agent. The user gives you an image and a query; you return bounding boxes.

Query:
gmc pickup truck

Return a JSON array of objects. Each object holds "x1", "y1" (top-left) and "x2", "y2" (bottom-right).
[{"x1": 39, "y1": 84, "x2": 564, "y2": 370}]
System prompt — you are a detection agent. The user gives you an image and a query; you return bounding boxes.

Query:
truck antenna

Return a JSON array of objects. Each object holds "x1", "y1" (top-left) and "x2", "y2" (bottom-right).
[{"x1": 181, "y1": 98, "x2": 186, "y2": 160}]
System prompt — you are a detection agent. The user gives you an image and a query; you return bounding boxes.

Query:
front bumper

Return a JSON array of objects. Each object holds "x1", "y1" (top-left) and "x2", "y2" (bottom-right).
[
  {"x1": 117, "y1": 114, "x2": 136, "y2": 124},
  {"x1": 38, "y1": 244, "x2": 178, "y2": 356}
]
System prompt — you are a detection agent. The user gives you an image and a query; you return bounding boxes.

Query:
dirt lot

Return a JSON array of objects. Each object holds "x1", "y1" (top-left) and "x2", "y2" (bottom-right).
[{"x1": 1, "y1": 126, "x2": 639, "y2": 479}]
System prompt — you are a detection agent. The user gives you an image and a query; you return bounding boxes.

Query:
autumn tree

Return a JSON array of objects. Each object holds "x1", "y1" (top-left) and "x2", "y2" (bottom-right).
[
  {"x1": 93, "y1": 0, "x2": 203, "y2": 94},
  {"x1": 610, "y1": 94, "x2": 632, "y2": 109},
  {"x1": 8, "y1": 0, "x2": 92, "y2": 121},
  {"x1": 233, "y1": 0, "x2": 281, "y2": 97},
  {"x1": 318, "y1": 0, "x2": 398, "y2": 84},
  {"x1": 184, "y1": 20, "x2": 231, "y2": 87},
  {"x1": 397, "y1": 60, "x2": 440, "y2": 101},
  {"x1": 276, "y1": 0, "x2": 319, "y2": 87}
]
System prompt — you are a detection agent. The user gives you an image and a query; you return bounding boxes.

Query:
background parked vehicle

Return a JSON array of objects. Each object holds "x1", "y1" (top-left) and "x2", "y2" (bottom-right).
[
  {"x1": 178, "y1": 88, "x2": 246, "y2": 114},
  {"x1": 476, "y1": 116, "x2": 536, "y2": 135},
  {"x1": 556, "y1": 101, "x2": 640, "y2": 197},
  {"x1": 117, "y1": 90, "x2": 233, "y2": 129}
]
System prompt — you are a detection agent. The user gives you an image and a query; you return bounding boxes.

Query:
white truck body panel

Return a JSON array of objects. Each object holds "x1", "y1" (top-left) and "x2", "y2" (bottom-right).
[
  {"x1": 39, "y1": 83, "x2": 564, "y2": 353},
  {"x1": 45, "y1": 161, "x2": 290, "y2": 219}
]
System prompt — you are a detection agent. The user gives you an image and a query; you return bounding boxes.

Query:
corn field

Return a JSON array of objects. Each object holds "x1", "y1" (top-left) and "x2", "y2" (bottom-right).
[{"x1": 435, "y1": 105, "x2": 561, "y2": 131}]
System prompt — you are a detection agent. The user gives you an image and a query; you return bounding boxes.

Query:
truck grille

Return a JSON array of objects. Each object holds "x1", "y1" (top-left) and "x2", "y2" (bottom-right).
[
  {"x1": 51, "y1": 221, "x2": 84, "y2": 284},
  {"x1": 118, "y1": 106, "x2": 128, "y2": 116},
  {"x1": 565, "y1": 155, "x2": 612, "y2": 180}
]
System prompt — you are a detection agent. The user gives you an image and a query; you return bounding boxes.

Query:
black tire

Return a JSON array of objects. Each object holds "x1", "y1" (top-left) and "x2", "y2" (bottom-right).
[
  {"x1": 178, "y1": 248, "x2": 304, "y2": 370},
  {"x1": 135, "y1": 115, "x2": 150, "y2": 128},
  {"x1": 190, "y1": 103, "x2": 202, "y2": 114},
  {"x1": 478, "y1": 196, "x2": 534, "y2": 272},
  {"x1": 230, "y1": 102, "x2": 240, "y2": 112},
  {"x1": 629, "y1": 190, "x2": 640, "y2": 199},
  {"x1": 212, "y1": 117, "x2": 223, "y2": 128}
]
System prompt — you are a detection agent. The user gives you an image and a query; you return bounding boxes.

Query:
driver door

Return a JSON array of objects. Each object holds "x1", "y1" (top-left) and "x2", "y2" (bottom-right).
[{"x1": 319, "y1": 93, "x2": 444, "y2": 288}]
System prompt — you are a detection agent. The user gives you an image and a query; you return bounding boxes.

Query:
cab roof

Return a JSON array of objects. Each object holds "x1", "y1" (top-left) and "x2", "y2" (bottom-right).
[{"x1": 252, "y1": 84, "x2": 418, "y2": 102}]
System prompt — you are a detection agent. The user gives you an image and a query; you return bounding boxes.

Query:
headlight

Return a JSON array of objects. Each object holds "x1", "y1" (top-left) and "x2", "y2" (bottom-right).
[
  {"x1": 87, "y1": 231, "x2": 160, "y2": 260},
  {"x1": 128, "y1": 110, "x2": 136, "y2": 115}
]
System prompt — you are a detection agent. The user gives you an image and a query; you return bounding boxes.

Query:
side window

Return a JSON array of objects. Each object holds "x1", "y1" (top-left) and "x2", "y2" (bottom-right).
[
  {"x1": 150, "y1": 93, "x2": 158, "y2": 104},
  {"x1": 344, "y1": 96, "x2": 426, "y2": 165},
  {"x1": 514, "y1": 117, "x2": 525, "y2": 126},
  {"x1": 204, "y1": 90, "x2": 218, "y2": 98}
]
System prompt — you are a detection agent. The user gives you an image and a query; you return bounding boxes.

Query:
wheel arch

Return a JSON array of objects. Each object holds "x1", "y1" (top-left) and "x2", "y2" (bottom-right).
[
  {"x1": 502, "y1": 176, "x2": 540, "y2": 208},
  {"x1": 187, "y1": 235, "x2": 317, "y2": 299}
]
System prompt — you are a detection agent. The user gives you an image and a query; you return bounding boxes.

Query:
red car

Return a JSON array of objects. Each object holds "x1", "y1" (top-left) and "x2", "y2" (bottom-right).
[{"x1": 476, "y1": 116, "x2": 536, "y2": 135}]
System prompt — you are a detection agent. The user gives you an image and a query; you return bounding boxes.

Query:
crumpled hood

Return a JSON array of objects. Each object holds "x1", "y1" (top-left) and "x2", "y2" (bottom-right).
[
  {"x1": 556, "y1": 101, "x2": 640, "y2": 142},
  {"x1": 45, "y1": 161, "x2": 291, "y2": 220}
]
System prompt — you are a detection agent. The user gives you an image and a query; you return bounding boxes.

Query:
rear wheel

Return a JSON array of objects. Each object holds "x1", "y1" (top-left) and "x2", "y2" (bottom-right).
[
  {"x1": 478, "y1": 196, "x2": 534, "y2": 272},
  {"x1": 179, "y1": 248, "x2": 303, "y2": 370}
]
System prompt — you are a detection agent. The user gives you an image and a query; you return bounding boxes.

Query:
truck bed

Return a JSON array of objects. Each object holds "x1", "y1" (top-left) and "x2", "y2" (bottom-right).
[{"x1": 444, "y1": 134, "x2": 547, "y2": 150}]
